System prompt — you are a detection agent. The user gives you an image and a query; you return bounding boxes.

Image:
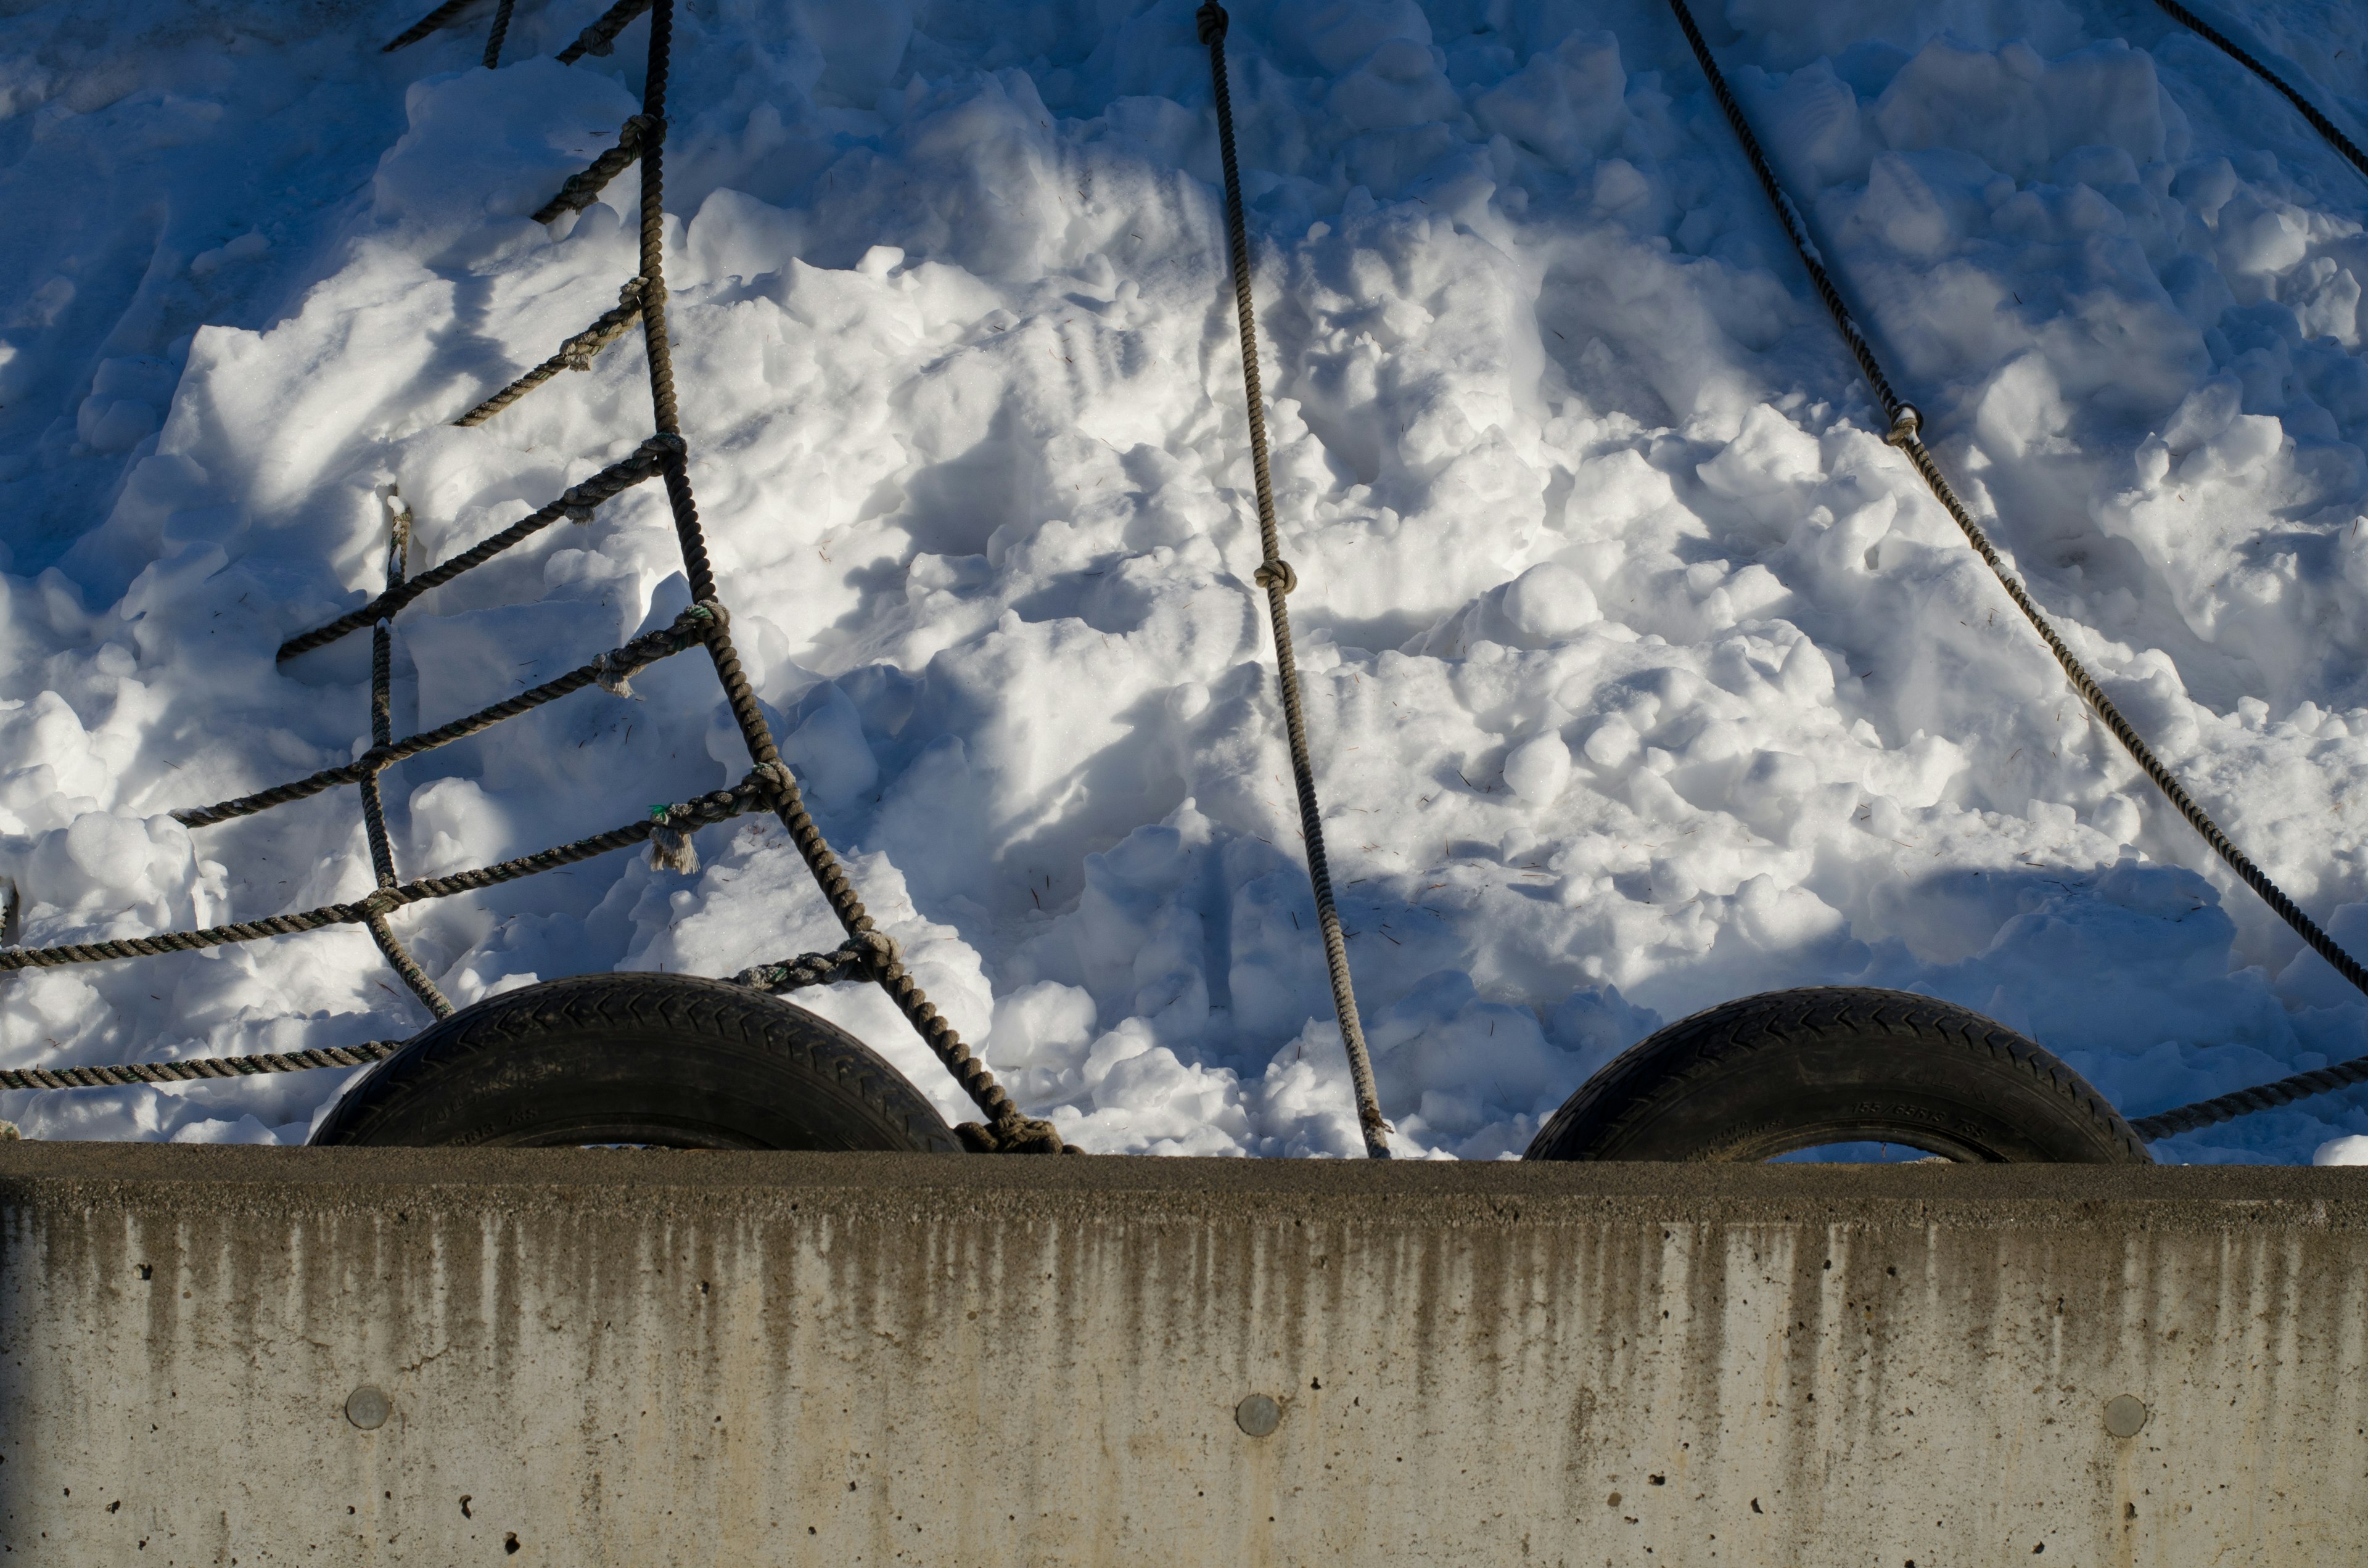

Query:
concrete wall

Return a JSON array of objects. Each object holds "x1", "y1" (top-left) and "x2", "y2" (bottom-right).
[{"x1": 2, "y1": 1146, "x2": 2364, "y2": 1566}]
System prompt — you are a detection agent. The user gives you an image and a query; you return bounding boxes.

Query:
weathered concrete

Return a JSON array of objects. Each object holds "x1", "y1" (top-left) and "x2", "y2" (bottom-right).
[{"x1": 3, "y1": 1145, "x2": 2365, "y2": 1566}]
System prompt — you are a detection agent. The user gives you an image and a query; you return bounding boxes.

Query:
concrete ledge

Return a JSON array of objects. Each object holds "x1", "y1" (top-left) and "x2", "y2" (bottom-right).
[{"x1": 4, "y1": 1146, "x2": 2365, "y2": 1564}]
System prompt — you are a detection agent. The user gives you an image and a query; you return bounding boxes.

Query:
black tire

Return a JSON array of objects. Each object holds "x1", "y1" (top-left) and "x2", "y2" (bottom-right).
[
  {"x1": 1524, "y1": 987, "x2": 2151, "y2": 1163},
  {"x1": 311, "y1": 972, "x2": 961, "y2": 1151}
]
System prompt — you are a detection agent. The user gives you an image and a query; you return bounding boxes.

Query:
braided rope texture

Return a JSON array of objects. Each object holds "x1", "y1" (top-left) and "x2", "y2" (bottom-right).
[
  {"x1": 455, "y1": 277, "x2": 651, "y2": 426},
  {"x1": 179, "y1": 603, "x2": 723, "y2": 827},
  {"x1": 624, "y1": 0, "x2": 1061, "y2": 1154},
  {"x1": 557, "y1": 0, "x2": 654, "y2": 65},
  {"x1": 382, "y1": 0, "x2": 479, "y2": 52},
  {"x1": 1198, "y1": 2, "x2": 1390, "y2": 1159},
  {"x1": 2151, "y1": 0, "x2": 2368, "y2": 183},
  {"x1": 1666, "y1": 0, "x2": 2368, "y2": 1138},
  {"x1": 1, "y1": 776, "x2": 772, "y2": 974},
  {"x1": 276, "y1": 436, "x2": 679, "y2": 660},
  {"x1": 528, "y1": 119, "x2": 660, "y2": 228},
  {"x1": 1, "y1": 1042, "x2": 400, "y2": 1093},
  {"x1": 481, "y1": 0, "x2": 516, "y2": 68},
  {"x1": 358, "y1": 509, "x2": 454, "y2": 1017}
]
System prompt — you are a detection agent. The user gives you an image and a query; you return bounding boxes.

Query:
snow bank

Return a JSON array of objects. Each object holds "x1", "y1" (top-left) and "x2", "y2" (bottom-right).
[{"x1": 6, "y1": 0, "x2": 2368, "y2": 1160}]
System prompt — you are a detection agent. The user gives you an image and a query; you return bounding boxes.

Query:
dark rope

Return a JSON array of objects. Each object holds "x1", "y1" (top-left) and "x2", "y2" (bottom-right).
[
  {"x1": 482, "y1": 0, "x2": 516, "y2": 68},
  {"x1": 1667, "y1": 0, "x2": 2368, "y2": 1138},
  {"x1": 528, "y1": 118, "x2": 659, "y2": 227},
  {"x1": 733, "y1": 932, "x2": 896, "y2": 993},
  {"x1": 383, "y1": 0, "x2": 480, "y2": 52},
  {"x1": 0, "y1": 776, "x2": 772, "y2": 974},
  {"x1": 276, "y1": 435, "x2": 677, "y2": 660},
  {"x1": 623, "y1": 0, "x2": 1061, "y2": 1154},
  {"x1": 454, "y1": 279, "x2": 649, "y2": 426},
  {"x1": 556, "y1": 0, "x2": 652, "y2": 64},
  {"x1": 0, "y1": 1041, "x2": 401, "y2": 1093},
  {"x1": 179, "y1": 604, "x2": 722, "y2": 827},
  {"x1": 1198, "y1": 1, "x2": 1389, "y2": 1159},
  {"x1": 2150, "y1": 0, "x2": 2368, "y2": 184},
  {"x1": 357, "y1": 500, "x2": 454, "y2": 1017}
]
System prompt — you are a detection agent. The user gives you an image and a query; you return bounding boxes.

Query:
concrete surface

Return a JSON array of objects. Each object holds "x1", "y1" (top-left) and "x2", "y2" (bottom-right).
[{"x1": 2, "y1": 1144, "x2": 2365, "y2": 1565}]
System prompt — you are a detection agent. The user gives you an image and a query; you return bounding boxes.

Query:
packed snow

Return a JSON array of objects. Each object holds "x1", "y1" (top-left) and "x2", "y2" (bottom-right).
[{"x1": 6, "y1": 0, "x2": 2368, "y2": 1160}]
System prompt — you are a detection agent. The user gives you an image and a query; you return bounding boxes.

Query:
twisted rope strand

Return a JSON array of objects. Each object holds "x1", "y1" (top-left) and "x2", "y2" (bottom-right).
[
  {"x1": 0, "y1": 1041, "x2": 402, "y2": 1093},
  {"x1": 2150, "y1": 0, "x2": 2368, "y2": 184},
  {"x1": 179, "y1": 604, "x2": 723, "y2": 827},
  {"x1": 356, "y1": 507, "x2": 454, "y2": 1017},
  {"x1": 1, "y1": 776, "x2": 771, "y2": 974},
  {"x1": 623, "y1": 1, "x2": 1058, "y2": 1153},
  {"x1": 1667, "y1": 0, "x2": 2368, "y2": 1138},
  {"x1": 481, "y1": 0, "x2": 516, "y2": 68},
  {"x1": 454, "y1": 277, "x2": 650, "y2": 425},
  {"x1": 275, "y1": 436, "x2": 678, "y2": 660},
  {"x1": 557, "y1": 0, "x2": 654, "y2": 64},
  {"x1": 1198, "y1": 2, "x2": 1389, "y2": 1159},
  {"x1": 528, "y1": 119, "x2": 660, "y2": 228},
  {"x1": 383, "y1": 0, "x2": 479, "y2": 52}
]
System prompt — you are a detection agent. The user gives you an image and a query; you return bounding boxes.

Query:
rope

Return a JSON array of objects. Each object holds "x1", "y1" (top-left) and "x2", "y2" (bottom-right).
[
  {"x1": 556, "y1": 0, "x2": 652, "y2": 64},
  {"x1": 383, "y1": 0, "x2": 480, "y2": 52},
  {"x1": 529, "y1": 119, "x2": 659, "y2": 227},
  {"x1": 0, "y1": 775, "x2": 772, "y2": 974},
  {"x1": 2150, "y1": 0, "x2": 2368, "y2": 184},
  {"x1": 482, "y1": 0, "x2": 516, "y2": 68},
  {"x1": 454, "y1": 279, "x2": 649, "y2": 426},
  {"x1": 1198, "y1": 2, "x2": 1389, "y2": 1159},
  {"x1": 275, "y1": 435, "x2": 678, "y2": 660},
  {"x1": 181, "y1": 604, "x2": 724, "y2": 827},
  {"x1": 733, "y1": 932, "x2": 896, "y2": 992},
  {"x1": 0, "y1": 1041, "x2": 401, "y2": 1093},
  {"x1": 622, "y1": 0, "x2": 1061, "y2": 1154},
  {"x1": 358, "y1": 499, "x2": 455, "y2": 1017},
  {"x1": 1666, "y1": 0, "x2": 2368, "y2": 1138}
]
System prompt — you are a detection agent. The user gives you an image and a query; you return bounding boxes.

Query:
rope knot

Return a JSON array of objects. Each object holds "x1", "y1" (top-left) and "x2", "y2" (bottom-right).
[
  {"x1": 686, "y1": 599, "x2": 730, "y2": 638},
  {"x1": 351, "y1": 889, "x2": 402, "y2": 920},
  {"x1": 1252, "y1": 557, "x2": 1297, "y2": 594},
  {"x1": 648, "y1": 816, "x2": 699, "y2": 875},
  {"x1": 1196, "y1": 1, "x2": 1228, "y2": 45},
  {"x1": 591, "y1": 651, "x2": 639, "y2": 699},
  {"x1": 956, "y1": 1114, "x2": 1067, "y2": 1154},
  {"x1": 1885, "y1": 403, "x2": 1923, "y2": 448},
  {"x1": 644, "y1": 432, "x2": 688, "y2": 462},
  {"x1": 747, "y1": 761, "x2": 797, "y2": 800}
]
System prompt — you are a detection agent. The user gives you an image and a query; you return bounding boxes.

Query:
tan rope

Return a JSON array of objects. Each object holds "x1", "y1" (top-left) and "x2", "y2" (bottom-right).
[
  {"x1": 1198, "y1": 2, "x2": 1389, "y2": 1159},
  {"x1": 1666, "y1": 0, "x2": 2368, "y2": 1139}
]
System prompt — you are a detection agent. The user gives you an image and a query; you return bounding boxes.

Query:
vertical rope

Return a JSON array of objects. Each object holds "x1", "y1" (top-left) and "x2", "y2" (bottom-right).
[
  {"x1": 482, "y1": 0, "x2": 517, "y2": 68},
  {"x1": 627, "y1": 0, "x2": 1061, "y2": 1152},
  {"x1": 358, "y1": 499, "x2": 454, "y2": 1018},
  {"x1": 1198, "y1": 2, "x2": 1389, "y2": 1159}
]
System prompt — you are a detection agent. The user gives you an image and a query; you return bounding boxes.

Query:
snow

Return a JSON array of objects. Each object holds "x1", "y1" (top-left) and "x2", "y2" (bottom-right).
[{"x1": 4, "y1": 0, "x2": 2368, "y2": 1161}]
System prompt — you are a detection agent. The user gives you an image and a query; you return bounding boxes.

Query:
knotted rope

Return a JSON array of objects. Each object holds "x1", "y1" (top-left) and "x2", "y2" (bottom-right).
[
  {"x1": 1198, "y1": 1, "x2": 1389, "y2": 1159},
  {"x1": 1668, "y1": 0, "x2": 2368, "y2": 1139}
]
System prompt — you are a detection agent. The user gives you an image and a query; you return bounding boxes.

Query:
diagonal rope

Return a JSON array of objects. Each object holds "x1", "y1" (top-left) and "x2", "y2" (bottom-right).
[
  {"x1": 528, "y1": 119, "x2": 658, "y2": 227},
  {"x1": 0, "y1": 776, "x2": 773, "y2": 974},
  {"x1": 383, "y1": 0, "x2": 480, "y2": 52},
  {"x1": 181, "y1": 603, "x2": 725, "y2": 827},
  {"x1": 1666, "y1": 0, "x2": 2368, "y2": 1139},
  {"x1": 623, "y1": 0, "x2": 1064, "y2": 1154},
  {"x1": 276, "y1": 436, "x2": 677, "y2": 660},
  {"x1": 1198, "y1": 1, "x2": 1389, "y2": 1159},
  {"x1": 2150, "y1": 0, "x2": 2368, "y2": 184}
]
